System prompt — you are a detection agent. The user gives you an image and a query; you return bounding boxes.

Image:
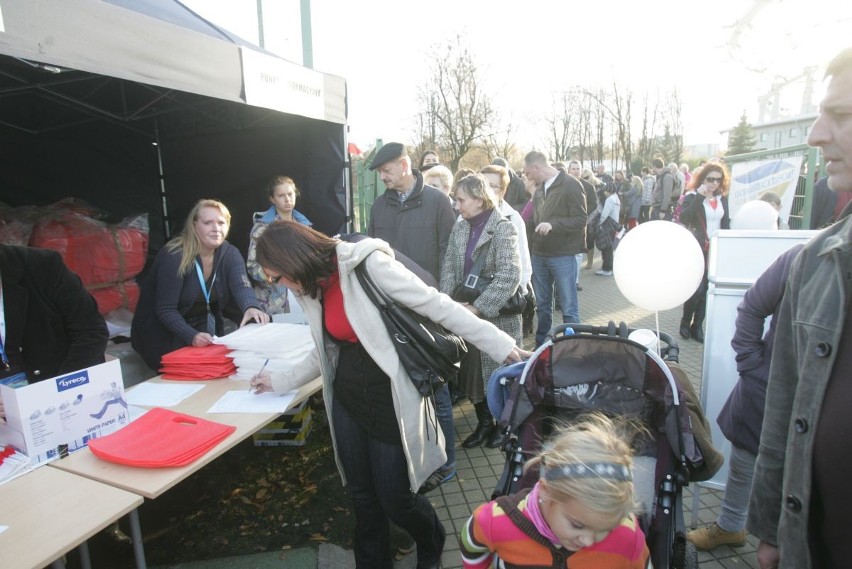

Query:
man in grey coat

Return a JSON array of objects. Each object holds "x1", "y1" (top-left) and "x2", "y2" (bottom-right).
[{"x1": 747, "y1": 46, "x2": 852, "y2": 569}]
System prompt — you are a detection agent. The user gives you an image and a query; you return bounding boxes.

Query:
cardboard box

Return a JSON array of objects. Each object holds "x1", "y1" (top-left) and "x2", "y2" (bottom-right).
[{"x1": 0, "y1": 360, "x2": 128, "y2": 465}]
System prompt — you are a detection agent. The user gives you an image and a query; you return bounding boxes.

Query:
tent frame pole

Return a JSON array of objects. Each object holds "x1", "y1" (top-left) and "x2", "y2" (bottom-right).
[{"x1": 154, "y1": 120, "x2": 171, "y2": 239}]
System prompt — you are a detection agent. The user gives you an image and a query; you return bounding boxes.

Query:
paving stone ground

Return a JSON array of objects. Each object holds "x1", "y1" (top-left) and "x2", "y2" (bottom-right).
[{"x1": 154, "y1": 253, "x2": 757, "y2": 569}]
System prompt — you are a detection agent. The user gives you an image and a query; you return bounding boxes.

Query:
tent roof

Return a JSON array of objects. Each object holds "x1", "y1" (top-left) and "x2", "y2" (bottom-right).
[{"x1": 0, "y1": 0, "x2": 346, "y2": 130}]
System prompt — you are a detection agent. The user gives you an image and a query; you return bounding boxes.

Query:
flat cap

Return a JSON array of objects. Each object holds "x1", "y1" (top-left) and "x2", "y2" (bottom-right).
[{"x1": 369, "y1": 142, "x2": 406, "y2": 170}]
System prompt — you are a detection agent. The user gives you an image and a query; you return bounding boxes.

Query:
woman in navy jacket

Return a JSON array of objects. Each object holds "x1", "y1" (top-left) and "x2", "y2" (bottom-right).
[{"x1": 131, "y1": 199, "x2": 268, "y2": 371}]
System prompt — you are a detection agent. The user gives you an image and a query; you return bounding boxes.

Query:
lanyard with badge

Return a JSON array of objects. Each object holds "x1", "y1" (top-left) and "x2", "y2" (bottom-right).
[{"x1": 194, "y1": 260, "x2": 217, "y2": 336}]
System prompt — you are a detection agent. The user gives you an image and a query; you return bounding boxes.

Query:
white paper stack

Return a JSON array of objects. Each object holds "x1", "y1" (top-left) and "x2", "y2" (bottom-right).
[
  {"x1": 0, "y1": 445, "x2": 32, "y2": 485},
  {"x1": 213, "y1": 323, "x2": 316, "y2": 380}
]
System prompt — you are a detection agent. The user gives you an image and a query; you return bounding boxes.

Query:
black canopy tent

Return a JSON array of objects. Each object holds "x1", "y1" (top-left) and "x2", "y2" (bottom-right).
[{"x1": 0, "y1": 0, "x2": 349, "y2": 256}]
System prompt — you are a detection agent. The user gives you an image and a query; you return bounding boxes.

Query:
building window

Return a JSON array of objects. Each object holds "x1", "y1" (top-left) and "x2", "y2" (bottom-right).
[
  {"x1": 789, "y1": 127, "x2": 798, "y2": 137},
  {"x1": 760, "y1": 133, "x2": 768, "y2": 142},
  {"x1": 805, "y1": 126, "x2": 811, "y2": 136}
]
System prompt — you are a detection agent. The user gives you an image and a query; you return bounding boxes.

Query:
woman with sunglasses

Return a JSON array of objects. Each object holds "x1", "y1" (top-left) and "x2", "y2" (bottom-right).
[{"x1": 677, "y1": 161, "x2": 730, "y2": 342}]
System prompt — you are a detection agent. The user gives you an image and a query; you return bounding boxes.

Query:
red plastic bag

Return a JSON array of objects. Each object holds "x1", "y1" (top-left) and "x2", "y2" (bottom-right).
[
  {"x1": 88, "y1": 280, "x2": 140, "y2": 315},
  {"x1": 160, "y1": 344, "x2": 237, "y2": 380},
  {"x1": 88, "y1": 407, "x2": 236, "y2": 468},
  {"x1": 31, "y1": 212, "x2": 149, "y2": 287}
]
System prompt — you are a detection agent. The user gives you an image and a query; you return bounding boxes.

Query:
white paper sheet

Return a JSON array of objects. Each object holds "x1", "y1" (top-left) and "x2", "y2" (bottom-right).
[
  {"x1": 125, "y1": 383, "x2": 205, "y2": 407},
  {"x1": 206, "y1": 390, "x2": 296, "y2": 414}
]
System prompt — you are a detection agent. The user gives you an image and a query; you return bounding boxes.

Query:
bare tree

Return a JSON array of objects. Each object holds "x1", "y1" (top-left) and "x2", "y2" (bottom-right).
[
  {"x1": 661, "y1": 88, "x2": 684, "y2": 164},
  {"x1": 541, "y1": 90, "x2": 580, "y2": 162},
  {"x1": 634, "y1": 93, "x2": 660, "y2": 169},
  {"x1": 483, "y1": 111, "x2": 520, "y2": 164},
  {"x1": 588, "y1": 89, "x2": 608, "y2": 167},
  {"x1": 584, "y1": 83, "x2": 634, "y2": 173},
  {"x1": 417, "y1": 36, "x2": 494, "y2": 171}
]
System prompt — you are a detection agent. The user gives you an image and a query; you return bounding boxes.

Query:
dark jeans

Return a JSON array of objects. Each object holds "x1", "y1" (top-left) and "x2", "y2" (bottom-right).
[
  {"x1": 601, "y1": 246, "x2": 614, "y2": 271},
  {"x1": 433, "y1": 383, "x2": 455, "y2": 468},
  {"x1": 639, "y1": 205, "x2": 651, "y2": 223},
  {"x1": 650, "y1": 206, "x2": 671, "y2": 221},
  {"x1": 682, "y1": 269, "x2": 709, "y2": 327},
  {"x1": 333, "y1": 399, "x2": 445, "y2": 569}
]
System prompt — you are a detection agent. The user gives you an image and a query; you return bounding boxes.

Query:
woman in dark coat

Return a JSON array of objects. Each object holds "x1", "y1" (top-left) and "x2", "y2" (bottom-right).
[{"x1": 677, "y1": 162, "x2": 731, "y2": 342}]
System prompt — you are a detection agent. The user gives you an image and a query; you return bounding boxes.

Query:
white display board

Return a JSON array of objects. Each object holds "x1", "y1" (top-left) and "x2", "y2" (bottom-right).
[
  {"x1": 700, "y1": 230, "x2": 818, "y2": 491},
  {"x1": 0, "y1": 360, "x2": 127, "y2": 465}
]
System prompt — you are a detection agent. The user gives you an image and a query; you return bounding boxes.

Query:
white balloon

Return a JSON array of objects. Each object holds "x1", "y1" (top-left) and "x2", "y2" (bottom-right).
[
  {"x1": 613, "y1": 221, "x2": 705, "y2": 311},
  {"x1": 730, "y1": 200, "x2": 779, "y2": 230}
]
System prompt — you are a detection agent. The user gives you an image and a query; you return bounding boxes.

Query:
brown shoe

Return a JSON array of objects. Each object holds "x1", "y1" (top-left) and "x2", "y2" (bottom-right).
[{"x1": 687, "y1": 523, "x2": 746, "y2": 550}]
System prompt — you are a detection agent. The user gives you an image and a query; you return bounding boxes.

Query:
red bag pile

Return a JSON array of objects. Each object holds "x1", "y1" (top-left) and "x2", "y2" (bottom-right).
[
  {"x1": 28, "y1": 200, "x2": 149, "y2": 315},
  {"x1": 159, "y1": 344, "x2": 237, "y2": 380},
  {"x1": 88, "y1": 407, "x2": 236, "y2": 468}
]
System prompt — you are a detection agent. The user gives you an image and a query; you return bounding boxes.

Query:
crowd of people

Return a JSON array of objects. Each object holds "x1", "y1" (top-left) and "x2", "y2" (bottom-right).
[{"x1": 1, "y1": 44, "x2": 849, "y2": 569}]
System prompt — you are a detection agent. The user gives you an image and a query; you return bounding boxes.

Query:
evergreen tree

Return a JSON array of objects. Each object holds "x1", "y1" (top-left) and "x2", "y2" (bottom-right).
[{"x1": 726, "y1": 113, "x2": 757, "y2": 156}]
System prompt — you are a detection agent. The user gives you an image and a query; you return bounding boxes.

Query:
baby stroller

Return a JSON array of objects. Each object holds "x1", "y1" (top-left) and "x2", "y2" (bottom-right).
[{"x1": 487, "y1": 322, "x2": 705, "y2": 569}]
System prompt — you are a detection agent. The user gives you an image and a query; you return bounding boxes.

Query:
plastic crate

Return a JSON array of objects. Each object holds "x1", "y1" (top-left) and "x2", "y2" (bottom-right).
[
  {"x1": 253, "y1": 401, "x2": 313, "y2": 447},
  {"x1": 252, "y1": 413, "x2": 313, "y2": 447}
]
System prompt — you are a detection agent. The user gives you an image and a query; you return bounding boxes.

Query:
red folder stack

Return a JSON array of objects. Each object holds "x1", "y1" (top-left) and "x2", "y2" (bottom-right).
[
  {"x1": 88, "y1": 408, "x2": 236, "y2": 468},
  {"x1": 159, "y1": 344, "x2": 236, "y2": 380}
]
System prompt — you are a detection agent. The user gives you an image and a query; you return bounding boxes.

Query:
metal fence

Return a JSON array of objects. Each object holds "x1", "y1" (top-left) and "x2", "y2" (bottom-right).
[
  {"x1": 723, "y1": 144, "x2": 823, "y2": 229},
  {"x1": 353, "y1": 139, "x2": 385, "y2": 233}
]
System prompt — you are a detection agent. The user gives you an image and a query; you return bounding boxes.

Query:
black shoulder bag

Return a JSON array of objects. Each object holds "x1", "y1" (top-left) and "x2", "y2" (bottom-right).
[
  {"x1": 354, "y1": 261, "x2": 467, "y2": 398},
  {"x1": 451, "y1": 238, "x2": 526, "y2": 316}
]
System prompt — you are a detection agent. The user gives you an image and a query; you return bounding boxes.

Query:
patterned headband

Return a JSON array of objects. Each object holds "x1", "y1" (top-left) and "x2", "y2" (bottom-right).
[{"x1": 543, "y1": 462, "x2": 632, "y2": 482}]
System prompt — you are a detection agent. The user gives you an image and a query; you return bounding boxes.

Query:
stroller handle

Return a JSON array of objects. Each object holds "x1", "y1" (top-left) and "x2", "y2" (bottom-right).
[{"x1": 549, "y1": 322, "x2": 680, "y2": 362}]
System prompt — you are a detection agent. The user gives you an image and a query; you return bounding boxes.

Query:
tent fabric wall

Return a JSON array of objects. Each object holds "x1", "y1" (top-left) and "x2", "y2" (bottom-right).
[{"x1": 0, "y1": 0, "x2": 349, "y2": 260}]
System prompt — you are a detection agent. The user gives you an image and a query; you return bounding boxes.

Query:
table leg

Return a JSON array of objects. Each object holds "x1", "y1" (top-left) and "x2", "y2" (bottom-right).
[
  {"x1": 78, "y1": 540, "x2": 92, "y2": 569},
  {"x1": 690, "y1": 484, "x2": 702, "y2": 528},
  {"x1": 128, "y1": 509, "x2": 148, "y2": 569}
]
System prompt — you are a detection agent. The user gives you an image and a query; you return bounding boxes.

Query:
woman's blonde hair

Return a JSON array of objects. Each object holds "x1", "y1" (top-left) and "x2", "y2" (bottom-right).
[
  {"x1": 581, "y1": 169, "x2": 602, "y2": 187},
  {"x1": 525, "y1": 413, "x2": 637, "y2": 520},
  {"x1": 452, "y1": 173, "x2": 497, "y2": 211},
  {"x1": 165, "y1": 199, "x2": 232, "y2": 275}
]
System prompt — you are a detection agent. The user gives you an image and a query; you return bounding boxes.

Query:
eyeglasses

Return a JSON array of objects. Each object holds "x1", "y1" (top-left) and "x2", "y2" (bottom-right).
[{"x1": 704, "y1": 176, "x2": 722, "y2": 184}]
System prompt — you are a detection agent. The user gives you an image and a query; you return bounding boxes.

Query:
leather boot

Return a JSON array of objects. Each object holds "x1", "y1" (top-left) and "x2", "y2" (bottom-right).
[
  {"x1": 463, "y1": 402, "x2": 494, "y2": 448},
  {"x1": 679, "y1": 319, "x2": 691, "y2": 340},
  {"x1": 584, "y1": 249, "x2": 594, "y2": 269},
  {"x1": 691, "y1": 323, "x2": 705, "y2": 343},
  {"x1": 486, "y1": 423, "x2": 503, "y2": 449}
]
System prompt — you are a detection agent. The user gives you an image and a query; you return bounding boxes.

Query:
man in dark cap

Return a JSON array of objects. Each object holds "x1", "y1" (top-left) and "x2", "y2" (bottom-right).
[
  {"x1": 492, "y1": 157, "x2": 528, "y2": 211},
  {"x1": 367, "y1": 142, "x2": 455, "y2": 283},
  {"x1": 366, "y1": 141, "x2": 457, "y2": 498}
]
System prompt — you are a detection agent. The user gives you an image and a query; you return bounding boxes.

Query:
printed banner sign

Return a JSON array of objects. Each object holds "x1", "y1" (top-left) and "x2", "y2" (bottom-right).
[
  {"x1": 0, "y1": 360, "x2": 128, "y2": 465},
  {"x1": 728, "y1": 156, "x2": 804, "y2": 226},
  {"x1": 241, "y1": 47, "x2": 326, "y2": 121}
]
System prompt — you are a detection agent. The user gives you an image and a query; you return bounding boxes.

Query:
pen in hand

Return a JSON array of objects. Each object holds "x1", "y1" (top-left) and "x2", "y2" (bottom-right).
[{"x1": 249, "y1": 358, "x2": 269, "y2": 394}]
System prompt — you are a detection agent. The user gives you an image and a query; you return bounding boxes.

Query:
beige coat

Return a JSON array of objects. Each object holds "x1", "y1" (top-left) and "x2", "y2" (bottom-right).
[{"x1": 268, "y1": 238, "x2": 517, "y2": 491}]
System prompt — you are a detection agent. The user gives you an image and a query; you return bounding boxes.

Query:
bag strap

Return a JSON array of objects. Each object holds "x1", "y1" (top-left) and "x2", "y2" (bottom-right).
[
  {"x1": 468, "y1": 237, "x2": 492, "y2": 278},
  {"x1": 462, "y1": 215, "x2": 510, "y2": 287},
  {"x1": 354, "y1": 257, "x2": 390, "y2": 309},
  {"x1": 496, "y1": 492, "x2": 567, "y2": 563}
]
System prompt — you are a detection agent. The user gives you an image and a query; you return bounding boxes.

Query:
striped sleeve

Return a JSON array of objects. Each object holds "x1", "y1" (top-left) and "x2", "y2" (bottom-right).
[{"x1": 460, "y1": 503, "x2": 496, "y2": 569}]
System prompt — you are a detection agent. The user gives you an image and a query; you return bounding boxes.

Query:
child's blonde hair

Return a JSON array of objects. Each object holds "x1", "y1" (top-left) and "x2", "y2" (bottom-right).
[{"x1": 525, "y1": 413, "x2": 637, "y2": 521}]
